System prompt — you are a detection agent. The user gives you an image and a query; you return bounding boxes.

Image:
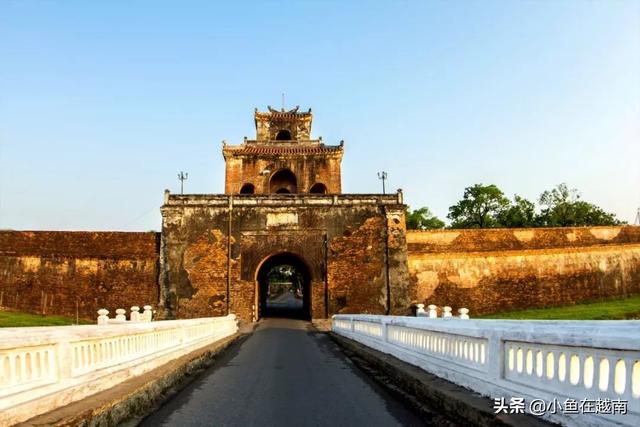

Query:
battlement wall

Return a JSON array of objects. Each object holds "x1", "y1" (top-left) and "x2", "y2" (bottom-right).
[
  {"x1": 0, "y1": 231, "x2": 160, "y2": 320},
  {"x1": 407, "y1": 226, "x2": 640, "y2": 315}
]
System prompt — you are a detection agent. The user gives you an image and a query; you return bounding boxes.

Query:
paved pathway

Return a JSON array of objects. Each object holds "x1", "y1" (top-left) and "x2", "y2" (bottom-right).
[{"x1": 141, "y1": 318, "x2": 425, "y2": 427}]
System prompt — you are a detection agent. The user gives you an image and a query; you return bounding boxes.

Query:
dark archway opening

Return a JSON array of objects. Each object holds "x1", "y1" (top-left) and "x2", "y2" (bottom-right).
[
  {"x1": 240, "y1": 183, "x2": 255, "y2": 194},
  {"x1": 309, "y1": 183, "x2": 327, "y2": 194},
  {"x1": 275, "y1": 129, "x2": 292, "y2": 140},
  {"x1": 269, "y1": 169, "x2": 297, "y2": 193},
  {"x1": 257, "y1": 252, "x2": 311, "y2": 320}
]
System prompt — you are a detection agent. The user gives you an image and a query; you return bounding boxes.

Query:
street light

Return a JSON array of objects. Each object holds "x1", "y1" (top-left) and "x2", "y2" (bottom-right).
[
  {"x1": 178, "y1": 171, "x2": 188, "y2": 194},
  {"x1": 377, "y1": 171, "x2": 388, "y2": 195}
]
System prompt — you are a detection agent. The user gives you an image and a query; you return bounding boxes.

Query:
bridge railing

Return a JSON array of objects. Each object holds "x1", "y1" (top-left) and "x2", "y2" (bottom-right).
[
  {"x1": 332, "y1": 314, "x2": 640, "y2": 427},
  {"x1": 0, "y1": 315, "x2": 238, "y2": 426}
]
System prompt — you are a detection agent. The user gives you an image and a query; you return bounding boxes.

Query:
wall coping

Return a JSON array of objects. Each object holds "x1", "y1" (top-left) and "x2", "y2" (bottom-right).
[{"x1": 162, "y1": 192, "x2": 404, "y2": 208}]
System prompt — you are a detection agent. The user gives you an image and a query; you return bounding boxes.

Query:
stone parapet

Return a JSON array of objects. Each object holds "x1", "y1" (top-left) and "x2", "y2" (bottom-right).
[
  {"x1": 0, "y1": 315, "x2": 238, "y2": 426},
  {"x1": 163, "y1": 192, "x2": 404, "y2": 208},
  {"x1": 333, "y1": 314, "x2": 640, "y2": 427}
]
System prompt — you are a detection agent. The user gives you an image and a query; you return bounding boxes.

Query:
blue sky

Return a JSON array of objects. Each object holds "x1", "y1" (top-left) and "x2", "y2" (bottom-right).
[{"x1": 1, "y1": 0, "x2": 638, "y2": 230}]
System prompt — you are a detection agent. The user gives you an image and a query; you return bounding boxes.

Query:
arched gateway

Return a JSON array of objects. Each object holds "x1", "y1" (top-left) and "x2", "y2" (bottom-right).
[
  {"x1": 256, "y1": 252, "x2": 311, "y2": 319},
  {"x1": 158, "y1": 106, "x2": 411, "y2": 321}
]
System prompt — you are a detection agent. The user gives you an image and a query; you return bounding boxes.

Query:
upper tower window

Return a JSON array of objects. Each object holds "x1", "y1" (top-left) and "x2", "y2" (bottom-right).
[
  {"x1": 275, "y1": 130, "x2": 292, "y2": 141},
  {"x1": 309, "y1": 183, "x2": 327, "y2": 194},
  {"x1": 270, "y1": 169, "x2": 297, "y2": 194},
  {"x1": 240, "y1": 183, "x2": 255, "y2": 194}
]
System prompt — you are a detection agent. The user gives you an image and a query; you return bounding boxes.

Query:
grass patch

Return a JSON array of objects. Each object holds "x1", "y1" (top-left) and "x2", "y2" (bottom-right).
[
  {"x1": 0, "y1": 310, "x2": 91, "y2": 327},
  {"x1": 479, "y1": 296, "x2": 640, "y2": 320}
]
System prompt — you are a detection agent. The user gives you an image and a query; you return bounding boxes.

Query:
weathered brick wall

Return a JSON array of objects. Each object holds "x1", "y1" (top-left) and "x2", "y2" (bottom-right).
[
  {"x1": 407, "y1": 226, "x2": 640, "y2": 315},
  {"x1": 0, "y1": 231, "x2": 160, "y2": 320},
  {"x1": 160, "y1": 195, "x2": 411, "y2": 321},
  {"x1": 223, "y1": 153, "x2": 343, "y2": 194}
]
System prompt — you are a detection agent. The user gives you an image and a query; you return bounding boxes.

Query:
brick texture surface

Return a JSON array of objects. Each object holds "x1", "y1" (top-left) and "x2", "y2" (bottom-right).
[
  {"x1": 407, "y1": 226, "x2": 640, "y2": 315},
  {"x1": 0, "y1": 231, "x2": 159, "y2": 320}
]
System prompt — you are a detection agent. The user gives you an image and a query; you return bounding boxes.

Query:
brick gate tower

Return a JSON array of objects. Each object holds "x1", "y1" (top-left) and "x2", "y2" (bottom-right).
[
  {"x1": 222, "y1": 106, "x2": 343, "y2": 195},
  {"x1": 159, "y1": 106, "x2": 412, "y2": 321}
]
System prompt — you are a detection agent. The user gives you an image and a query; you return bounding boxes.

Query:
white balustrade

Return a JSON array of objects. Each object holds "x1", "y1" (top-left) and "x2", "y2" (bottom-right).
[
  {"x1": 96, "y1": 305, "x2": 155, "y2": 325},
  {"x1": 417, "y1": 305, "x2": 470, "y2": 319},
  {"x1": 0, "y1": 315, "x2": 238, "y2": 426},
  {"x1": 333, "y1": 314, "x2": 640, "y2": 427}
]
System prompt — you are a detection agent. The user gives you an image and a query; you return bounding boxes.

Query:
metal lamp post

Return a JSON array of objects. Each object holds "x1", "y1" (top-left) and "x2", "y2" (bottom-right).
[{"x1": 377, "y1": 171, "x2": 388, "y2": 195}]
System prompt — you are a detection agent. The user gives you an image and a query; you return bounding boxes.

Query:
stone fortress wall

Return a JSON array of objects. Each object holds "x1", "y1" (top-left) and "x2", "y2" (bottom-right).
[
  {"x1": 406, "y1": 225, "x2": 640, "y2": 315},
  {"x1": 2, "y1": 225, "x2": 640, "y2": 320},
  {"x1": 0, "y1": 231, "x2": 159, "y2": 320}
]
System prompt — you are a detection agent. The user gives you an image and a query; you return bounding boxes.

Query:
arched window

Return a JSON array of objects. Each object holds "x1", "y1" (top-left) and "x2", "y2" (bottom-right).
[
  {"x1": 270, "y1": 169, "x2": 297, "y2": 193},
  {"x1": 275, "y1": 129, "x2": 292, "y2": 140},
  {"x1": 309, "y1": 183, "x2": 327, "y2": 194},
  {"x1": 240, "y1": 183, "x2": 255, "y2": 194}
]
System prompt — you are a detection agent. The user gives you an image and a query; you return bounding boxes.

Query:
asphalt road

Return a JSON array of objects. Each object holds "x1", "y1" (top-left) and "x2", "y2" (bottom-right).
[{"x1": 140, "y1": 318, "x2": 425, "y2": 427}]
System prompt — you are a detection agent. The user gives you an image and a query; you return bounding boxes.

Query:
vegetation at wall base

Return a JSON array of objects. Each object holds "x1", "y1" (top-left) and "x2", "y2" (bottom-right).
[
  {"x1": 478, "y1": 295, "x2": 640, "y2": 320},
  {"x1": 0, "y1": 309, "x2": 91, "y2": 327}
]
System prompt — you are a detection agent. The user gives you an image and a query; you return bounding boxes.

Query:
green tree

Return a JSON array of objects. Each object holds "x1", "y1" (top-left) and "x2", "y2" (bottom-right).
[
  {"x1": 538, "y1": 183, "x2": 579, "y2": 226},
  {"x1": 447, "y1": 184, "x2": 510, "y2": 228},
  {"x1": 538, "y1": 183, "x2": 622, "y2": 226},
  {"x1": 406, "y1": 207, "x2": 445, "y2": 230},
  {"x1": 496, "y1": 195, "x2": 537, "y2": 228}
]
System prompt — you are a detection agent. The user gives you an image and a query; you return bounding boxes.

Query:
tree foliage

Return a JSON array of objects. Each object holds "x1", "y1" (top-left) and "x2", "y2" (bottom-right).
[
  {"x1": 447, "y1": 184, "x2": 510, "y2": 228},
  {"x1": 537, "y1": 183, "x2": 622, "y2": 226},
  {"x1": 496, "y1": 195, "x2": 537, "y2": 228},
  {"x1": 443, "y1": 182, "x2": 622, "y2": 229},
  {"x1": 406, "y1": 206, "x2": 445, "y2": 230}
]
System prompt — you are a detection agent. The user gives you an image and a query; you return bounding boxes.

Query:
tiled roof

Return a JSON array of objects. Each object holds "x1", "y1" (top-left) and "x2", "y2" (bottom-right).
[{"x1": 224, "y1": 144, "x2": 342, "y2": 155}]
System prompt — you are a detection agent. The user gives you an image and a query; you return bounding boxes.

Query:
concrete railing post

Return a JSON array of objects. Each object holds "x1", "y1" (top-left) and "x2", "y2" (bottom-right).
[
  {"x1": 97, "y1": 309, "x2": 109, "y2": 325},
  {"x1": 143, "y1": 305, "x2": 153, "y2": 322},
  {"x1": 428, "y1": 304, "x2": 438, "y2": 318},
  {"x1": 130, "y1": 306, "x2": 140, "y2": 322}
]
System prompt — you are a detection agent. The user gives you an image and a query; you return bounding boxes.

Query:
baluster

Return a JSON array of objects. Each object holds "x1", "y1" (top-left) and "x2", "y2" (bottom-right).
[
  {"x1": 142, "y1": 305, "x2": 153, "y2": 322},
  {"x1": 607, "y1": 356, "x2": 616, "y2": 395},
  {"x1": 97, "y1": 309, "x2": 109, "y2": 325},
  {"x1": 624, "y1": 357, "x2": 634, "y2": 399},
  {"x1": 427, "y1": 304, "x2": 438, "y2": 318}
]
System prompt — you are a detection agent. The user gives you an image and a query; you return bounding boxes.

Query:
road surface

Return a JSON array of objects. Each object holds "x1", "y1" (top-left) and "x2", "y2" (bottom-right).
[{"x1": 140, "y1": 318, "x2": 425, "y2": 426}]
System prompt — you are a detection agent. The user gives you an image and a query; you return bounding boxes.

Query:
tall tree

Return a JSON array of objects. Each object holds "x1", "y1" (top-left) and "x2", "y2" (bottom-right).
[
  {"x1": 406, "y1": 207, "x2": 445, "y2": 230},
  {"x1": 538, "y1": 183, "x2": 579, "y2": 226},
  {"x1": 447, "y1": 184, "x2": 510, "y2": 228},
  {"x1": 538, "y1": 183, "x2": 622, "y2": 226},
  {"x1": 496, "y1": 195, "x2": 537, "y2": 228}
]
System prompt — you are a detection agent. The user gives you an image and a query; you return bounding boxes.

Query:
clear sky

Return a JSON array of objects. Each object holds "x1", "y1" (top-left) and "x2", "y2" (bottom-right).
[{"x1": 1, "y1": 0, "x2": 638, "y2": 231}]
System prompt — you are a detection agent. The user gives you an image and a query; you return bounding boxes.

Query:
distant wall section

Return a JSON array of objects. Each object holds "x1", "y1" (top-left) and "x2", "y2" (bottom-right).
[
  {"x1": 407, "y1": 226, "x2": 640, "y2": 315},
  {"x1": 0, "y1": 231, "x2": 160, "y2": 320}
]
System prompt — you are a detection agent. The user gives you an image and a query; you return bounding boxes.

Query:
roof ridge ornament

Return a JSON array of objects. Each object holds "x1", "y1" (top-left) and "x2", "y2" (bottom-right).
[{"x1": 267, "y1": 105, "x2": 301, "y2": 114}]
